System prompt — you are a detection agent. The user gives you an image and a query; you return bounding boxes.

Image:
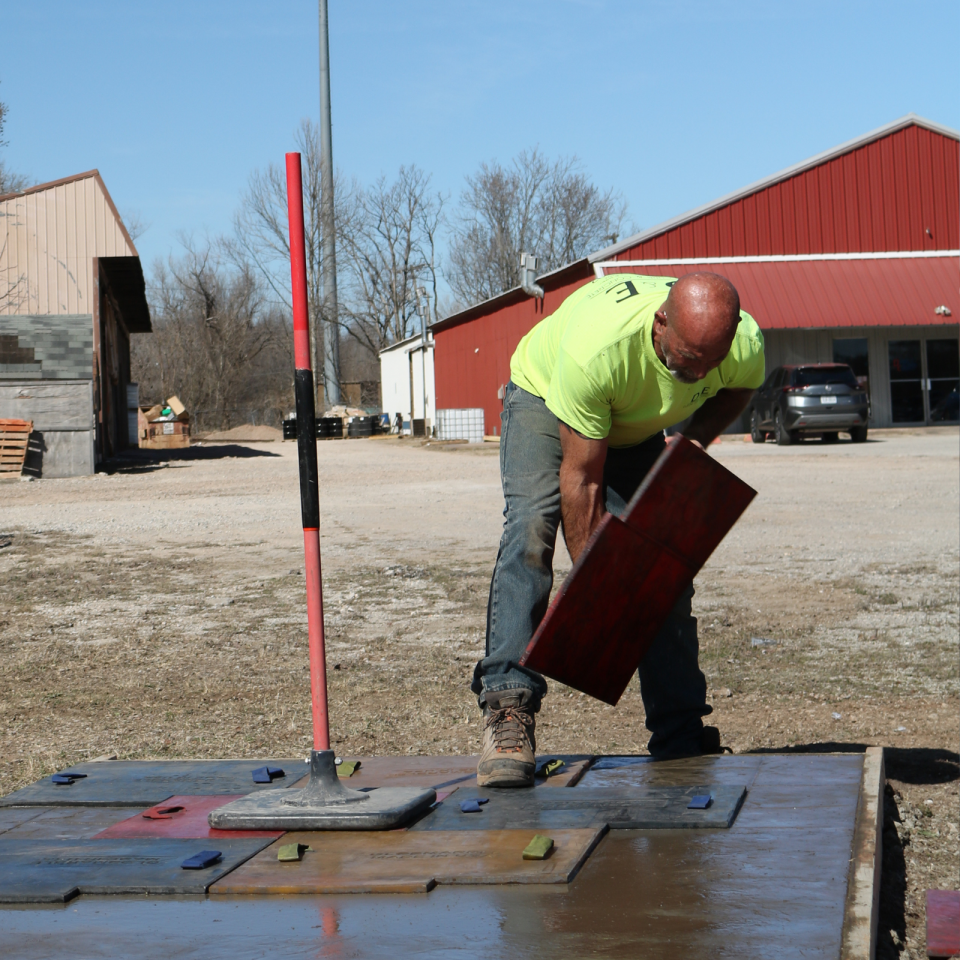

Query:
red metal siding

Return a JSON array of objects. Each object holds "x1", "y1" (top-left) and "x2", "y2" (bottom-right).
[
  {"x1": 434, "y1": 272, "x2": 591, "y2": 435},
  {"x1": 611, "y1": 126, "x2": 958, "y2": 261},
  {"x1": 599, "y1": 257, "x2": 958, "y2": 331},
  {"x1": 433, "y1": 122, "x2": 959, "y2": 432}
]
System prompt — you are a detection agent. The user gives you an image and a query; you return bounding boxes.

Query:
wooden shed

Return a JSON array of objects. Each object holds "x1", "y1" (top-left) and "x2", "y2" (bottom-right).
[{"x1": 0, "y1": 170, "x2": 151, "y2": 476}]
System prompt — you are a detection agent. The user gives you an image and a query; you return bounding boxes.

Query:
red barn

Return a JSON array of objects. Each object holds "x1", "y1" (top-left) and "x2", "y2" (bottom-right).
[{"x1": 432, "y1": 115, "x2": 958, "y2": 433}]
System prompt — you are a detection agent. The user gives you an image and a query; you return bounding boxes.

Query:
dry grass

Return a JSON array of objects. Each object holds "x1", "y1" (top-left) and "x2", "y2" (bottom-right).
[{"x1": 0, "y1": 512, "x2": 956, "y2": 957}]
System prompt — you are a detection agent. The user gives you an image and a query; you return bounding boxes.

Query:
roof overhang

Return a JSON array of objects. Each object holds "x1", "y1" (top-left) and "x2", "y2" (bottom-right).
[
  {"x1": 593, "y1": 252, "x2": 959, "y2": 330},
  {"x1": 431, "y1": 260, "x2": 591, "y2": 334},
  {"x1": 99, "y1": 256, "x2": 152, "y2": 333},
  {"x1": 379, "y1": 332, "x2": 433, "y2": 356}
]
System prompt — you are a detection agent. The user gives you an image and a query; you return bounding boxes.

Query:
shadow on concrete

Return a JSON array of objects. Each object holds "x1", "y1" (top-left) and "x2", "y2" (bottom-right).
[
  {"x1": 100, "y1": 444, "x2": 282, "y2": 475},
  {"x1": 878, "y1": 783, "x2": 908, "y2": 960},
  {"x1": 747, "y1": 742, "x2": 959, "y2": 785},
  {"x1": 749, "y1": 741, "x2": 959, "y2": 959}
]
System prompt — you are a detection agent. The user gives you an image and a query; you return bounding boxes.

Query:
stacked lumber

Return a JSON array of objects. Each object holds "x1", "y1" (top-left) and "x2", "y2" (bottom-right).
[{"x1": 0, "y1": 419, "x2": 33, "y2": 478}]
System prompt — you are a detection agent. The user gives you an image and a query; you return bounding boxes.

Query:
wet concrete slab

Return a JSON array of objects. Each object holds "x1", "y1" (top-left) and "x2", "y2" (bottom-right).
[
  {"x1": 210, "y1": 827, "x2": 606, "y2": 894},
  {"x1": 0, "y1": 760, "x2": 306, "y2": 807},
  {"x1": 0, "y1": 753, "x2": 869, "y2": 958}
]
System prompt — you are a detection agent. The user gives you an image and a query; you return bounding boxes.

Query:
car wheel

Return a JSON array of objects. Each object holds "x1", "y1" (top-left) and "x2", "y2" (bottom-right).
[
  {"x1": 820, "y1": 432, "x2": 839, "y2": 443},
  {"x1": 750, "y1": 410, "x2": 766, "y2": 444},
  {"x1": 849, "y1": 425, "x2": 868, "y2": 443},
  {"x1": 774, "y1": 410, "x2": 794, "y2": 446}
]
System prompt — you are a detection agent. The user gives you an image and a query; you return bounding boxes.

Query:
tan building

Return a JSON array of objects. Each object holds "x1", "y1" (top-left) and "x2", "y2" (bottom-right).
[{"x1": 0, "y1": 170, "x2": 150, "y2": 476}]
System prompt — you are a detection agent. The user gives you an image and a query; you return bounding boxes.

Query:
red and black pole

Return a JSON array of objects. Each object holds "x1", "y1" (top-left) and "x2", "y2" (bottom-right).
[
  {"x1": 286, "y1": 151, "x2": 330, "y2": 753},
  {"x1": 207, "y1": 153, "x2": 437, "y2": 826}
]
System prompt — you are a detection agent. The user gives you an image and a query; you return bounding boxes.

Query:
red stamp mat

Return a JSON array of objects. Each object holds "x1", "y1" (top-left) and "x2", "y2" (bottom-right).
[
  {"x1": 927, "y1": 890, "x2": 960, "y2": 958},
  {"x1": 520, "y1": 436, "x2": 756, "y2": 705},
  {"x1": 94, "y1": 796, "x2": 283, "y2": 840}
]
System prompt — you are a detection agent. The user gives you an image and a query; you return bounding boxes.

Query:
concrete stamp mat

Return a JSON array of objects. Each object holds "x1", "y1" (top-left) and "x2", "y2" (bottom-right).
[
  {"x1": 93, "y1": 796, "x2": 284, "y2": 840},
  {"x1": 411, "y1": 785, "x2": 747, "y2": 831},
  {"x1": 0, "y1": 807, "x2": 132, "y2": 840},
  {"x1": 0, "y1": 760, "x2": 305, "y2": 807},
  {"x1": 289, "y1": 755, "x2": 593, "y2": 791},
  {"x1": 0, "y1": 808, "x2": 45, "y2": 837},
  {"x1": 0, "y1": 837, "x2": 275, "y2": 902},
  {"x1": 210, "y1": 827, "x2": 606, "y2": 895}
]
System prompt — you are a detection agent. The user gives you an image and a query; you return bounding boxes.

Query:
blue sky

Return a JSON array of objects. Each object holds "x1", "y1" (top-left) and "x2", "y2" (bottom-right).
[{"x1": 2, "y1": 0, "x2": 957, "y2": 279}]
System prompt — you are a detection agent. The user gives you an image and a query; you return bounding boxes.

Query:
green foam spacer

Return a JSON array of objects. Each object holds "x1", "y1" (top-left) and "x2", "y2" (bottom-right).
[
  {"x1": 277, "y1": 842, "x2": 309, "y2": 862},
  {"x1": 522, "y1": 834, "x2": 554, "y2": 860},
  {"x1": 336, "y1": 761, "x2": 361, "y2": 778}
]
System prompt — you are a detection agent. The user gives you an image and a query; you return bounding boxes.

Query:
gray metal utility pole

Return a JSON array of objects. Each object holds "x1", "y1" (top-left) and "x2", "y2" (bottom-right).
[{"x1": 318, "y1": 0, "x2": 341, "y2": 409}]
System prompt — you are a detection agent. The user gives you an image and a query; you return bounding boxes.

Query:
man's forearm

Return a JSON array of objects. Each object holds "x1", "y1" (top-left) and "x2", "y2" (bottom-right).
[
  {"x1": 559, "y1": 463, "x2": 605, "y2": 564},
  {"x1": 683, "y1": 388, "x2": 755, "y2": 447}
]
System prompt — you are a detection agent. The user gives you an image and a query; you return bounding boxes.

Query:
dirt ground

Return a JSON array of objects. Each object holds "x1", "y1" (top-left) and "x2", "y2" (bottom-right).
[{"x1": 1, "y1": 427, "x2": 957, "y2": 957}]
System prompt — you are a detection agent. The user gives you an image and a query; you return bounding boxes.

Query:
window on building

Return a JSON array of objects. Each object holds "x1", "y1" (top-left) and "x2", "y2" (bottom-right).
[
  {"x1": 927, "y1": 339, "x2": 959, "y2": 423},
  {"x1": 888, "y1": 340, "x2": 924, "y2": 423},
  {"x1": 833, "y1": 338, "x2": 869, "y2": 396}
]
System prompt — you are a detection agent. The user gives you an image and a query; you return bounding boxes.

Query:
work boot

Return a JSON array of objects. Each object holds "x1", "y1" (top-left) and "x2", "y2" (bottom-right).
[
  {"x1": 700, "y1": 725, "x2": 730, "y2": 755},
  {"x1": 653, "y1": 724, "x2": 730, "y2": 760},
  {"x1": 477, "y1": 688, "x2": 536, "y2": 788}
]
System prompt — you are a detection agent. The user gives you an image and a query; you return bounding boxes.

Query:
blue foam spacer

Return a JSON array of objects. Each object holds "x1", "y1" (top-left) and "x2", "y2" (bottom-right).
[
  {"x1": 687, "y1": 794, "x2": 713, "y2": 809},
  {"x1": 51, "y1": 773, "x2": 87, "y2": 785},
  {"x1": 181, "y1": 850, "x2": 223, "y2": 870},
  {"x1": 251, "y1": 766, "x2": 285, "y2": 783}
]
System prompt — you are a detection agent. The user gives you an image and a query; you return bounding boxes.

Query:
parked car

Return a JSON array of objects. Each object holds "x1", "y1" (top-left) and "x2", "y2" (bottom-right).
[{"x1": 749, "y1": 364, "x2": 869, "y2": 445}]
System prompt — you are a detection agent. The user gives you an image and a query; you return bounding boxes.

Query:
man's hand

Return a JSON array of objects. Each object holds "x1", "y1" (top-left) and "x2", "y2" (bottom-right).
[
  {"x1": 682, "y1": 387, "x2": 755, "y2": 448},
  {"x1": 558, "y1": 422, "x2": 607, "y2": 564}
]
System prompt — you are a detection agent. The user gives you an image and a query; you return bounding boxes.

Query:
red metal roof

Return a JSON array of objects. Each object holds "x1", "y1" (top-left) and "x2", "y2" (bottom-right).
[
  {"x1": 597, "y1": 254, "x2": 958, "y2": 329},
  {"x1": 595, "y1": 116, "x2": 959, "y2": 260}
]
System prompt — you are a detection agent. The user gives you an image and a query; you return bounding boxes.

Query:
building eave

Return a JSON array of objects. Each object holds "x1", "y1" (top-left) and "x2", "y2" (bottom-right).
[{"x1": 430, "y1": 260, "x2": 591, "y2": 334}]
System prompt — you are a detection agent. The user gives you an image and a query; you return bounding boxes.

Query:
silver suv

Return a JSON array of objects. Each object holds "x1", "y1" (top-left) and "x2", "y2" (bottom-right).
[{"x1": 750, "y1": 364, "x2": 869, "y2": 445}]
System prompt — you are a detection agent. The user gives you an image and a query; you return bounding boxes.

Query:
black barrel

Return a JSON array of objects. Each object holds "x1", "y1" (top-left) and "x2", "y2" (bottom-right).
[
  {"x1": 347, "y1": 416, "x2": 373, "y2": 438},
  {"x1": 322, "y1": 417, "x2": 344, "y2": 438}
]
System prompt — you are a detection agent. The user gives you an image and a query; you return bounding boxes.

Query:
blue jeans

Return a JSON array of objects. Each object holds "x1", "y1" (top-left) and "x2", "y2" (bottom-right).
[{"x1": 471, "y1": 382, "x2": 712, "y2": 759}]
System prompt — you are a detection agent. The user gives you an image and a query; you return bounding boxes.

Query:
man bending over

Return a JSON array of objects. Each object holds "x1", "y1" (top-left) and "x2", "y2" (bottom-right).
[{"x1": 472, "y1": 272, "x2": 765, "y2": 786}]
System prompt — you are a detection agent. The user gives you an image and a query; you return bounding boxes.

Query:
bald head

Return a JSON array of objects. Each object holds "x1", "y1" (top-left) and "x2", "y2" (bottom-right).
[{"x1": 653, "y1": 272, "x2": 741, "y2": 384}]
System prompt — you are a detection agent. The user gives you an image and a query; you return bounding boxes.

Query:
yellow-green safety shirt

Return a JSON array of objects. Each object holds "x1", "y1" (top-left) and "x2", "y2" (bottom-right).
[{"x1": 510, "y1": 273, "x2": 766, "y2": 448}]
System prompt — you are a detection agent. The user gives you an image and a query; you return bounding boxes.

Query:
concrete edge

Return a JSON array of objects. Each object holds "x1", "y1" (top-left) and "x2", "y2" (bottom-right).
[{"x1": 841, "y1": 746, "x2": 885, "y2": 960}]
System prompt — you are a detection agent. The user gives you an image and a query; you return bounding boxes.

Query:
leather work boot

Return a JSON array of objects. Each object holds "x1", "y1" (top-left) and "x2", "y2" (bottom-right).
[
  {"x1": 700, "y1": 725, "x2": 728, "y2": 755},
  {"x1": 477, "y1": 689, "x2": 537, "y2": 787}
]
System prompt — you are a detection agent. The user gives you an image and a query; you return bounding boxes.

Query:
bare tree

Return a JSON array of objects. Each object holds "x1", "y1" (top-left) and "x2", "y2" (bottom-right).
[
  {"x1": 0, "y1": 89, "x2": 29, "y2": 196},
  {"x1": 228, "y1": 119, "x2": 355, "y2": 400},
  {"x1": 340, "y1": 165, "x2": 443, "y2": 353},
  {"x1": 133, "y1": 241, "x2": 276, "y2": 432},
  {"x1": 446, "y1": 148, "x2": 627, "y2": 308},
  {"x1": 120, "y1": 209, "x2": 150, "y2": 244}
]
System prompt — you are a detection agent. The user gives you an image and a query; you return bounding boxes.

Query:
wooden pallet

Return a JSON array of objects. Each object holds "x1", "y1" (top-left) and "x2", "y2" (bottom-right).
[{"x1": 0, "y1": 419, "x2": 33, "y2": 478}]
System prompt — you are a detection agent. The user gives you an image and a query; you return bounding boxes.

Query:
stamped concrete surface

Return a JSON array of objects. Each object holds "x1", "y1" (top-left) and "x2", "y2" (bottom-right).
[{"x1": 0, "y1": 753, "x2": 867, "y2": 958}]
